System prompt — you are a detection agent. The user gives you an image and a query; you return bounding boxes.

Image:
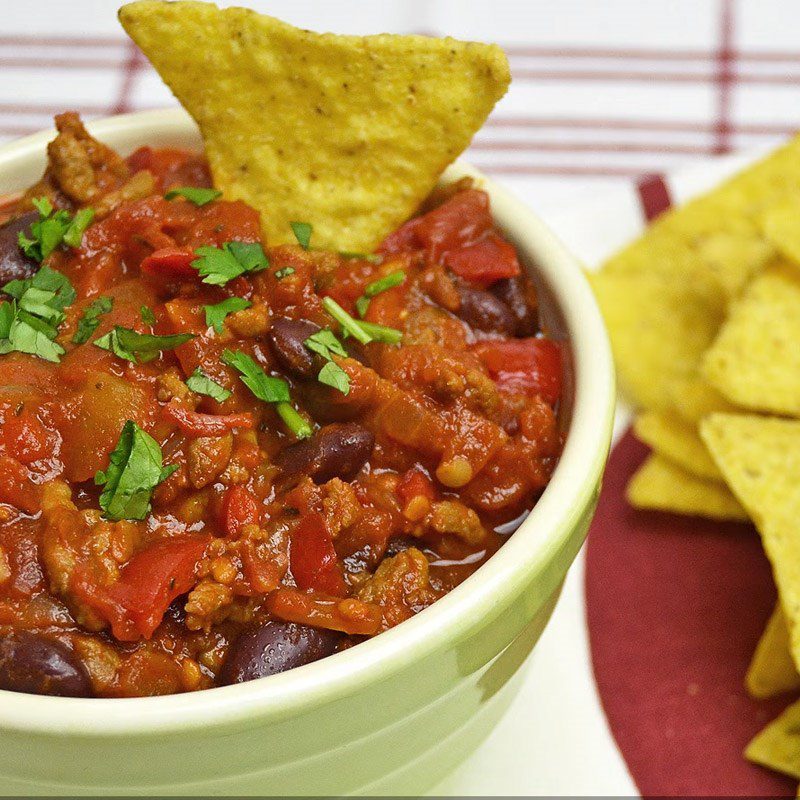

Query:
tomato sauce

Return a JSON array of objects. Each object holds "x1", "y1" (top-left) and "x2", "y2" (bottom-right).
[{"x1": 0, "y1": 116, "x2": 564, "y2": 697}]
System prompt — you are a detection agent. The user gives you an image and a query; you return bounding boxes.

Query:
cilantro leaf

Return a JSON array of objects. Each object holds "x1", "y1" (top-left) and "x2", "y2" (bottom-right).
[
  {"x1": 164, "y1": 186, "x2": 222, "y2": 206},
  {"x1": 16, "y1": 199, "x2": 94, "y2": 262},
  {"x1": 94, "y1": 420, "x2": 175, "y2": 521},
  {"x1": 186, "y1": 368, "x2": 231, "y2": 402},
  {"x1": 357, "y1": 320, "x2": 403, "y2": 345},
  {"x1": 339, "y1": 251, "x2": 382, "y2": 264},
  {"x1": 203, "y1": 297, "x2": 251, "y2": 334},
  {"x1": 304, "y1": 329, "x2": 347, "y2": 361},
  {"x1": 274, "y1": 267, "x2": 295, "y2": 280},
  {"x1": 140, "y1": 305, "x2": 156, "y2": 325},
  {"x1": 354, "y1": 270, "x2": 406, "y2": 318},
  {"x1": 4, "y1": 264, "x2": 76, "y2": 311},
  {"x1": 321, "y1": 296, "x2": 372, "y2": 345},
  {"x1": 290, "y1": 221, "x2": 312, "y2": 250},
  {"x1": 317, "y1": 361, "x2": 350, "y2": 395},
  {"x1": 93, "y1": 326, "x2": 194, "y2": 363},
  {"x1": 72, "y1": 296, "x2": 113, "y2": 345},
  {"x1": 191, "y1": 242, "x2": 269, "y2": 285},
  {"x1": 62, "y1": 208, "x2": 95, "y2": 248},
  {"x1": 0, "y1": 304, "x2": 65, "y2": 362},
  {"x1": 221, "y1": 349, "x2": 289, "y2": 403}
]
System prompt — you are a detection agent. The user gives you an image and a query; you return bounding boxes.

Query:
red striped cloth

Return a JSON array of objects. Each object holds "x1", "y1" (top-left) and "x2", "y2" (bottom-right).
[{"x1": 2, "y1": 0, "x2": 800, "y2": 212}]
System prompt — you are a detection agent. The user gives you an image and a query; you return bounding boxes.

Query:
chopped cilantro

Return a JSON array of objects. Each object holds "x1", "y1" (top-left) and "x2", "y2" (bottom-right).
[
  {"x1": 17, "y1": 199, "x2": 94, "y2": 262},
  {"x1": 191, "y1": 241, "x2": 269, "y2": 285},
  {"x1": 203, "y1": 297, "x2": 251, "y2": 334},
  {"x1": 317, "y1": 361, "x2": 350, "y2": 395},
  {"x1": 354, "y1": 270, "x2": 406, "y2": 318},
  {"x1": 221, "y1": 349, "x2": 289, "y2": 403},
  {"x1": 186, "y1": 368, "x2": 231, "y2": 402},
  {"x1": 0, "y1": 266, "x2": 77, "y2": 362},
  {"x1": 339, "y1": 251, "x2": 382, "y2": 264},
  {"x1": 304, "y1": 329, "x2": 347, "y2": 360},
  {"x1": 140, "y1": 305, "x2": 156, "y2": 325},
  {"x1": 321, "y1": 296, "x2": 372, "y2": 345},
  {"x1": 93, "y1": 326, "x2": 194, "y2": 363},
  {"x1": 274, "y1": 267, "x2": 295, "y2": 280},
  {"x1": 290, "y1": 221, "x2": 313, "y2": 250},
  {"x1": 4, "y1": 264, "x2": 76, "y2": 311},
  {"x1": 357, "y1": 320, "x2": 403, "y2": 345},
  {"x1": 221, "y1": 349, "x2": 311, "y2": 438},
  {"x1": 164, "y1": 186, "x2": 222, "y2": 206},
  {"x1": 95, "y1": 420, "x2": 177, "y2": 521},
  {"x1": 304, "y1": 329, "x2": 350, "y2": 396},
  {"x1": 72, "y1": 296, "x2": 113, "y2": 345}
]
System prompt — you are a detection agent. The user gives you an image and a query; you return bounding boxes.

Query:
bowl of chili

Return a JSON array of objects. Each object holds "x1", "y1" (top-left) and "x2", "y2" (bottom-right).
[{"x1": 0, "y1": 108, "x2": 614, "y2": 795}]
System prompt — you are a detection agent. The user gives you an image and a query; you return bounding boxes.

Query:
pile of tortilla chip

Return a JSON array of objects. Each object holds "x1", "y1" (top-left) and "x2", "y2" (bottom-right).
[{"x1": 591, "y1": 133, "x2": 800, "y2": 786}]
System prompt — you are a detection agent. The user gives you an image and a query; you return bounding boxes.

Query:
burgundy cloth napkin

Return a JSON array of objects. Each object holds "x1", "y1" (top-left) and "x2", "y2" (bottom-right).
[{"x1": 585, "y1": 430, "x2": 796, "y2": 797}]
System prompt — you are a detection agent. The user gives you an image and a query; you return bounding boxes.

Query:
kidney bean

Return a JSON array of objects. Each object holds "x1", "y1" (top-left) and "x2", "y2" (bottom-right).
[
  {"x1": 0, "y1": 631, "x2": 92, "y2": 697},
  {"x1": 266, "y1": 317, "x2": 321, "y2": 379},
  {"x1": 455, "y1": 284, "x2": 516, "y2": 334},
  {"x1": 275, "y1": 423, "x2": 374, "y2": 484},
  {"x1": 219, "y1": 621, "x2": 341, "y2": 683},
  {"x1": 0, "y1": 211, "x2": 39, "y2": 286},
  {"x1": 490, "y1": 276, "x2": 539, "y2": 337}
]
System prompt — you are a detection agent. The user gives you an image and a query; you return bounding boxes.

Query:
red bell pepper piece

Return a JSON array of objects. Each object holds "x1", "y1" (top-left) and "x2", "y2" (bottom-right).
[
  {"x1": 289, "y1": 513, "x2": 347, "y2": 597},
  {"x1": 220, "y1": 484, "x2": 259, "y2": 538},
  {"x1": 443, "y1": 234, "x2": 521, "y2": 285},
  {"x1": 162, "y1": 403, "x2": 254, "y2": 437},
  {"x1": 73, "y1": 535, "x2": 209, "y2": 641},
  {"x1": 140, "y1": 247, "x2": 197, "y2": 281},
  {"x1": 474, "y1": 338, "x2": 563, "y2": 405}
]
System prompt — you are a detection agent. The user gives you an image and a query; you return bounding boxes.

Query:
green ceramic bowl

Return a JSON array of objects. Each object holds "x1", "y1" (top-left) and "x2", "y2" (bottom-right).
[{"x1": 0, "y1": 109, "x2": 615, "y2": 796}]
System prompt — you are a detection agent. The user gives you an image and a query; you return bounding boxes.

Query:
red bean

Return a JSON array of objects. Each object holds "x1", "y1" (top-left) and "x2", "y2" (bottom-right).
[
  {"x1": 456, "y1": 284, "x2": 516, "y2": 334},
  {"x1": 275, "y1": 423, "x2": 374, "y2": 484},
  {"x1": 219, "y1": 621, "x2": 341, "y2": 683},
  {"x1": 0, "y1": 632, "x2": 92, "y2": 697},
  {"x1": 0, "y1": 211, "x2": 39, "y2": 286},
  {"x1": 490, "y1": 276, "x2": 539, "y2": 337},
  {"x1": 266, "y1": 317, "x2": 321, "y2": 379}
]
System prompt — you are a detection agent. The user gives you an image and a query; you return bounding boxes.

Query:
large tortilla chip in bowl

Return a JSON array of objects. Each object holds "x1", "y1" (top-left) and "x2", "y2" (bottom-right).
[{"x1": 119, "y1": 0, "x2": 510, "y2": 251}]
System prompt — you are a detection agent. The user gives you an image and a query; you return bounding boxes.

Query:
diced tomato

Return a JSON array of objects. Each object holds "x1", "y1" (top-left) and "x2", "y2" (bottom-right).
[
  {"x1": 289, "y1": 513, "x2": 347, "y2": 597},
  {"x1": 474, "y1": 338, "x2": 563, "y2": 405},
  {"x1": 443, "y1": 234, "x2": 521, "y2": 286},
  {"x1": 379, "y1": 216, "x2": 424, "y2": 255},
  {"x1": 220, "y1": 484, "x2": 259, "y2": 538},
  {"x1": 73, "y1": 535, "x2": 209, "y2": 641},
  {"x1": 162, "y1": 403, "x2": 253, "y2": 437},
  {"x1": 0, "y1": 455, "x2": 39, "y2": 514},
  {"x1": 0, "y1": 408, "x2": 51, "y2": 465},
  {"x1": 397, "y1": 468, "x2": 436, "y2": 507},
  {"x1": 127, "y1": 146, "x2": 212, "y2": 193},
  {"x1": 140, "y1": 247, "x2": 197, "y2": 282},
  {"x1": 266, "y1": 588, "x2": 382, "y2": 636},
  {"x1": 380, "y1": 189, "x2": 493, "y2": 262}
]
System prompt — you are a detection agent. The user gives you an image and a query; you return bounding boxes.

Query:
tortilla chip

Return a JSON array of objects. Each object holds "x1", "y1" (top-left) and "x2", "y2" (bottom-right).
[
  {"x1": 761, "y1": 198, "x2": 800, "y2": 267},
  {"x1": 119, "y1": 1, "x2": 510, "y2": 251},
  {"x1": 745, "y1": 698, "x2": 800, "y2": 780},
  {"x1": 746, "y1": 604, "x2": 800, "y2": 699},
  {"x1": 702, "y1": 265, "x2": 800, "y2": 416},
  {"x1": 626, "y1": 454, "x2": 748, "y2": 521},
  {"x1": 701, "y1": 414, "x2": 800, "y2": 668},
  {"x1": 633, "y1": 410, "x2": 722, "y2": 480},
  {"x1": 665, "y1": 374, "x2": 737, "y2": 425},
  {"x1": 590, "y1": 270, "x2": 725, "y2": 410}
]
